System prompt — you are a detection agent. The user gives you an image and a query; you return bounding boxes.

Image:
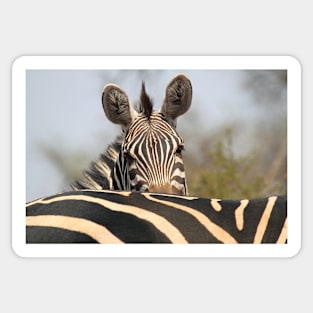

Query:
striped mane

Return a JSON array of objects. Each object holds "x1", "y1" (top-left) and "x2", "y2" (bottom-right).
[{"x1": 71, "y1": 136, "x2": 123, "y2": 190}]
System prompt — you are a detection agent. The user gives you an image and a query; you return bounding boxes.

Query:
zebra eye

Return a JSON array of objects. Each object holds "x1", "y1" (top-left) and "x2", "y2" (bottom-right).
[{"x1": 176, "y1": 145, "x2": 184, "y2": 154}]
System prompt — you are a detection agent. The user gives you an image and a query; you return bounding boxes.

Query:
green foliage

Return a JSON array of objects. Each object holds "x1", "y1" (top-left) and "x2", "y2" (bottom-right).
[{"x1": 185, "y1": 130, "x2": 286, "y2": 199}]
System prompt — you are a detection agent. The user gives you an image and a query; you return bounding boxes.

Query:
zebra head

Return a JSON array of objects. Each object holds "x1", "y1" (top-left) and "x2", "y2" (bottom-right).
[{"x1": 102, "y1": 74, "x2": 192, "y2": 195}]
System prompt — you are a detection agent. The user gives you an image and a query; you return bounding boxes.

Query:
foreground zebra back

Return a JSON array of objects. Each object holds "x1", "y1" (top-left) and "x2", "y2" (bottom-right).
[{"x1": 26, "y1": 191, "x2": 287, "y2": 244}]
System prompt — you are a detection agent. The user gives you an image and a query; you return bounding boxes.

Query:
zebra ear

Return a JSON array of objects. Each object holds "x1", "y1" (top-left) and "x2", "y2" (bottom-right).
[
  {"x1": 102, "y1": 84, "x2": 138, "y2": 130},
  {"x1": 160, "y1": 74, "x2": 192, "y2": 126}
]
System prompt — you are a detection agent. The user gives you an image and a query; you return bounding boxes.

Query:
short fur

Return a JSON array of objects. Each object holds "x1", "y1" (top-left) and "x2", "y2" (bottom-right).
[
  {"x1": 102, "y1": 84, "x2": 134, "y2": 128},
  {"x1": 161, "y1": 74, "x2": 192, "y2": 122}
]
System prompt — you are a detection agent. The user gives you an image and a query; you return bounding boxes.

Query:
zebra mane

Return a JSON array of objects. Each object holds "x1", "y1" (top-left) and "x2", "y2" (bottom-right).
[
  {"x1": 71, "y1": 136, "x2": 123, "y2": 190},
  {"x1": 139, "y1": 82, "x2": 153, "y2": 118}
]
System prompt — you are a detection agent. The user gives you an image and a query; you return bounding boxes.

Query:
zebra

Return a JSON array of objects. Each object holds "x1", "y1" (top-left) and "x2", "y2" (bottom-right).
[
  {"x1": 25, "y1": 74, "x2": 287, "y2": 245},
  {"x1": 26, "y1": 190, "x2": 287, "y2": 244},
  {"x1": 71, "y1": 74, "x2": 192, "y2": 195}
]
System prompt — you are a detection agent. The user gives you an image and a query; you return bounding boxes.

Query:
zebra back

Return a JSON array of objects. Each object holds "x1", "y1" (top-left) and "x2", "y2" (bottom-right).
[{"x1": 26, "y1": 190, "x2": 287, "y2": 244}]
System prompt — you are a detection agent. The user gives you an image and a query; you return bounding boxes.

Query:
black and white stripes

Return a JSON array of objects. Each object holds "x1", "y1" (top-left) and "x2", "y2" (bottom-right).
[
  {"x1": 71, "y1": 74, "x2": 192, "y2": 195},
  {"x1": 121, "y1": 111, "x2": 186, "y2": 194},
  {"x1": 26, "y1": 191, "x2": 287, "y2": 244},
  {"x1": 40, "y1": 74, "x2": 288, "y2": 245}
]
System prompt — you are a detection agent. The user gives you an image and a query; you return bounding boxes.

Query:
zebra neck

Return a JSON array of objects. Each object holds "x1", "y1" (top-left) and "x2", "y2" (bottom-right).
[{"x1": 112, "y1": 148, "x2": 130, "y2": 191}]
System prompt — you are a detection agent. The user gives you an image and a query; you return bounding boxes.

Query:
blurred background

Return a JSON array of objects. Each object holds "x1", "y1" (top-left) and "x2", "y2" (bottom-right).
[{"x1": 26, "y1": 69, "x2": 287, "y2": 202}]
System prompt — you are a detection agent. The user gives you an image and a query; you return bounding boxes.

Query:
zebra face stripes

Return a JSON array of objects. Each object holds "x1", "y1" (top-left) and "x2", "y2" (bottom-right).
[
  {"x1": 121, "y1": 111, "x2": 186, "y2": 194},
  {"x1": 72, "y1": 74, "x2": 192, "y2": 195},
  {"x1": 26, "y1": 191, "x2": 287, "y2": 244}
]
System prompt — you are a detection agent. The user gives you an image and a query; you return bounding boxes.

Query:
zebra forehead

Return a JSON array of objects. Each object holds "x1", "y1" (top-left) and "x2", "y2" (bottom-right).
[
  {"x1": 124, "y1": 118, "x2": 183, "y2": 152},
  {"x1": 127, "y1": 112, "x2": 180, "y2": 137}
]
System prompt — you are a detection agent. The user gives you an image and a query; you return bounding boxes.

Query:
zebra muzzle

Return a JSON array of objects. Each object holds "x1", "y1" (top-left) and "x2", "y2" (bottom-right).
[{"x1": 149, "y1": 183, "x2": 175, "y2": 195}]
